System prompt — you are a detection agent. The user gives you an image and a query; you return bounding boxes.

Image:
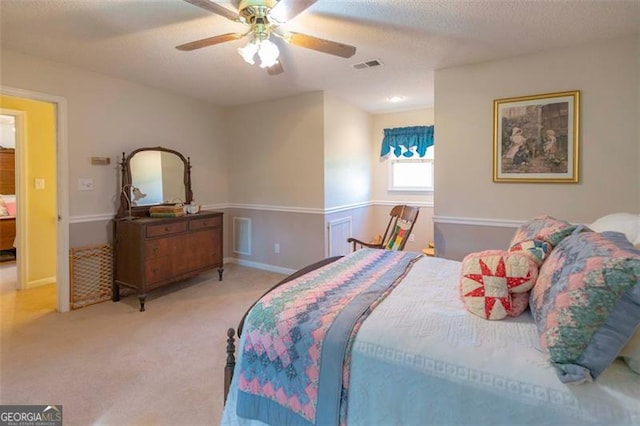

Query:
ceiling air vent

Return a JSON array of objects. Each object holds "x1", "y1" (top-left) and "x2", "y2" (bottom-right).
[{"x1": 352, "y1": 59, "x2": 383, "y2": 70}]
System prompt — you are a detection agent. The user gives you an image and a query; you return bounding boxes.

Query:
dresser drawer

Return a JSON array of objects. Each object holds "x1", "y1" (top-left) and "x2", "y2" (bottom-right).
[
  {"x1": 145, "y1": 235, "x2": 184, "y2": 259},
  {"x1": 146, "y1": 221, "x2": 187, "y2": 238},
  {"x1": 145, "y1": 258, "x2": 173, "y2": 286},
  {"x1": 189, "y1": 215, "x2": 221, "y2": 231}
]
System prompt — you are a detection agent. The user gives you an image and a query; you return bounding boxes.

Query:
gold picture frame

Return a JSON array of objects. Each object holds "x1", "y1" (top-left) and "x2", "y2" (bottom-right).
[{"x1": 493, "y1": 90, "x2": 580, "y2": 183}]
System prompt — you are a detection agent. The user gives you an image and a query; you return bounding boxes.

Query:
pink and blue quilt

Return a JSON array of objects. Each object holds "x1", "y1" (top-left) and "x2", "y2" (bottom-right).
[{"x1": 236, "y1": 248, "x2": 421, "y2": 425}]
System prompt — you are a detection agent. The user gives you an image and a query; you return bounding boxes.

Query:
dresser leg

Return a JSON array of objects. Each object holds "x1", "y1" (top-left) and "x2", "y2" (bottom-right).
[
  {"x1": 112, "y1": 283, "x2": 120, "y2": 302},
  {"x1": 218, "y1": 267, "x2": 224, "y2": 281},
  {"x1": 138, "y1": 294, "x2": 146, "y2": 312}
]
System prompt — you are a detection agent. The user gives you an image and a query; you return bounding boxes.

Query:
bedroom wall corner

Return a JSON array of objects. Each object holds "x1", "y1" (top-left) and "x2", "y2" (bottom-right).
[
  {"x1": 323, "y1": 94, "x2": 372, "y2": 209},
  {"x1": 223, "y1": 92, "x2": 326, "y2": 269}
]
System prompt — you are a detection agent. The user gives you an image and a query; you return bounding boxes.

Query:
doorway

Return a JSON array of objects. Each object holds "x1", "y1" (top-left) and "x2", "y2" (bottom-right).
[{"x1": 0, "y1": 86, "x2": 70, "y2": 312}]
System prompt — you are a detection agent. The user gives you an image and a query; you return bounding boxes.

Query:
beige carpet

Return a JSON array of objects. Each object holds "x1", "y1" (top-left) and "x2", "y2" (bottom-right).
[{"x1": 0, "y1": 263, "x2": 285, "y2": 425}]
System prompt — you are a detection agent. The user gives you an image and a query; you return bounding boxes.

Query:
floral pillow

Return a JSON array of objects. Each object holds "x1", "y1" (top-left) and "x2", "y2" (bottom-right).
[
  {"x1": 459, "y1": 250, "x2": 538, "y2": 320},
  {"x1": 530, "y1": 230, "x2": 640, "y2": 383},
  {"x1": 509, "y1": 215, "x2": 577, "y2": 248}
]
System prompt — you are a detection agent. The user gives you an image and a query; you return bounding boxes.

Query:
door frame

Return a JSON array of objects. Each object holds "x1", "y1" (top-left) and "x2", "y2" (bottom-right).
[{"x1": 1, "y1": 85, "x2": 70, "y2": 313}]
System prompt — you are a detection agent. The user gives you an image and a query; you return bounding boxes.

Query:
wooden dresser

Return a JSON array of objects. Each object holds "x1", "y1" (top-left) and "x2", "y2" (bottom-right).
[
  {"x1": 0, "y1": 149, "x2": 16, "y2": 252},
  {"x1": 0, "y1": 217, "x2": 16, "y2": 251},
  {"x1": 113, "y1": 211, "x2": 223, "y2": 311}
]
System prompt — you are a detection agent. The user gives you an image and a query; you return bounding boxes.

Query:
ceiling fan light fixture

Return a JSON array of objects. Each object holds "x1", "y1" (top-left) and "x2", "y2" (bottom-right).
[
  {"x1": 257, "y1": 39, "x2": 280, "y2": 68},
  {"x1": 181, "y1": 0, "x2": 355, "y2": 74},
  {"x1": 237, "y1": 40, "x2": 259, "y2": 65}
]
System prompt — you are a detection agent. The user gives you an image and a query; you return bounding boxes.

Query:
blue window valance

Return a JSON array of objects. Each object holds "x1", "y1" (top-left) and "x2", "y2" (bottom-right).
[{"x1": 380, "y1": 125, "x2": 434, "y2": 158}]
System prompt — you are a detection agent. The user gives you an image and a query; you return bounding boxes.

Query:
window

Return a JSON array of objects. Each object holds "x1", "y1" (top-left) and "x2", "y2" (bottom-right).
[
  {"x1": 388, "y1": 145, "x2": 434, "y2": 192},
  {"x1": 380, "y1": 125, "x2": 434, "y2": 192}
]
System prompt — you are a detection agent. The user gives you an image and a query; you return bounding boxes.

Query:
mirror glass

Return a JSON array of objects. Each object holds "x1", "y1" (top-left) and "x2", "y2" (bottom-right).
[
  {"x1": 117, "y1": 146, "x2": 192, "y2": 218},
  {"x1": 130, "y1": 151, "x2": 186, "y2": 206}
]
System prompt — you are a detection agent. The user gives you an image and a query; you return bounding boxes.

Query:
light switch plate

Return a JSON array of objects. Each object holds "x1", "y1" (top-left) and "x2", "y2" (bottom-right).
[{"x1": 35, "y1": 178, "x2": 45, "y2": 190}]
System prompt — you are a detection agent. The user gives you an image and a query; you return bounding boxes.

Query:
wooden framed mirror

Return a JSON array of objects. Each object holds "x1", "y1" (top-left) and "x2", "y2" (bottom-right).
[{"x1": 116, "y1": 146, "x2": 192, "y2": 218}]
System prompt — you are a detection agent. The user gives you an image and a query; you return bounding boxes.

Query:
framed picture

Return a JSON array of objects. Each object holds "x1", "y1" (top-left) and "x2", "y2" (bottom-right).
[{"x1": 493, "y1": 90, "x2": 580, "y2": 183}]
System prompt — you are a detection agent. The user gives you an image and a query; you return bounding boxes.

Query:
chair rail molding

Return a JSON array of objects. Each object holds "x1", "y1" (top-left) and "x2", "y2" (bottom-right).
[
  {"x1": 76, "y1": 201, "x2": 435, "y2": 224},
  {"x1": 433, "y1": 215, "x2": 524, "y2": 228}
]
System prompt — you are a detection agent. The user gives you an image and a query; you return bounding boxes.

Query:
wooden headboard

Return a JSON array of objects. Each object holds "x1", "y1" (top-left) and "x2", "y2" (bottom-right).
[{"x1": 0, "y1": 149, "x2": 15, "y2": 195}]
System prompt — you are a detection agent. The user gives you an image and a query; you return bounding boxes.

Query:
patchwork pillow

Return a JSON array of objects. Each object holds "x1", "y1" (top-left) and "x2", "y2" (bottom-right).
[
  {"x1": 460, "y1": 250, "x2": 538, "y2": 320},
  {"x1": 509, "y1": 215, "x2": 577, "y2": 248},
  {"x1": 509, "y1": 239, "x2": 552, "y2": 266},
  {"x1": 530, "y1": 231, "x2": 640, "y2": 383},
  {"x1": 385, "y1": 219, "x2": 411, "y2": 250}
]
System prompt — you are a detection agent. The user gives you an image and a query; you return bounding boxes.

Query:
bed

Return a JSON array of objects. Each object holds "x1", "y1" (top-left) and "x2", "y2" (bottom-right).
[{"x1": 221, "y1": 215, "x2": 640, "y2": 425}]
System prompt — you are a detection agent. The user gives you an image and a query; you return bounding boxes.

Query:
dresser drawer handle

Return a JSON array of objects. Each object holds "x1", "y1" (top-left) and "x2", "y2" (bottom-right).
[
  {"x1": 165, "y1": 227, "x2": 170, "y2": 232},
  {"x1": 202, "y1": 221, "x2": 208, "y2": 226}
]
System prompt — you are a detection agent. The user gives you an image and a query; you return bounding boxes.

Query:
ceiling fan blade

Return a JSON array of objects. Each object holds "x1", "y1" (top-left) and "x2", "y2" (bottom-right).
[
  {"x1": 183, "y1": 0, "x2": 240, "y2": 22},
  {"x1": 286, "y1": 32, "x2": 356, "y2": 58},
  {"x1": 267, "y1": 61, "x2": 285, "y2": 76},
  {"x1": 176, "y1": 33, "x2": 243, "y2": 51},
  {"x1": 269, "y1": 0, "x2": 318, "y2": 22}
]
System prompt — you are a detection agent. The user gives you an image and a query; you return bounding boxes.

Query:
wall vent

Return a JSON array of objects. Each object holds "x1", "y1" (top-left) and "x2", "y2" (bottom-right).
[
  {"x1": 352, "y1": 59, "x2": 383, "y2": 70},
  {"x1": 233, "y1": 217, "x2": 252, "y2": 256}
]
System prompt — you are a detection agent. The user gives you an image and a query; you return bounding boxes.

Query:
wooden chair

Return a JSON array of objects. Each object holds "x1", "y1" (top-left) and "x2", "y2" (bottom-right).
[{"x1": 347, "y1": 205, "x2": 420, "y2": 251}]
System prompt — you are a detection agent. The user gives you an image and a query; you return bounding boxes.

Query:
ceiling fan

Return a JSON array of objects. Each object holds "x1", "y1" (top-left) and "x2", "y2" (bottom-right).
[{"x1": 177, "y1": 0, "x2": 357, "y2": 75}]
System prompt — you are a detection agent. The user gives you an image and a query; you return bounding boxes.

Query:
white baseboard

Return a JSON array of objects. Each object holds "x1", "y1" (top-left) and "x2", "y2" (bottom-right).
[
  {"x1": 24, "y1": 276, "x2": 56, "y2": 289},
  {"x1": 224, "y1": 257, "x2": 296, "y2": 276}
]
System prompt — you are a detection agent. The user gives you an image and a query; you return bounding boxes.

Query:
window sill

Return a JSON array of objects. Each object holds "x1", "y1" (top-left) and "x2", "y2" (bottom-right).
[{"x1": 388, "y1": 188, "x2": 434, "y2": 193}]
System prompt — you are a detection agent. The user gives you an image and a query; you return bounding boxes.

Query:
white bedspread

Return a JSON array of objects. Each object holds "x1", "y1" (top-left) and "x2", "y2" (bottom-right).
[{"x1": 222, "y1": 255, "x2": 640, "y2": 425}]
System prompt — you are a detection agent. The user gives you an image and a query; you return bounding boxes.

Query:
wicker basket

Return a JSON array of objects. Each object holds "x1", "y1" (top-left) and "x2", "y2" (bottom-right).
[{"x1": 69, "y1": 244, "x2": 113, "y2": 309}]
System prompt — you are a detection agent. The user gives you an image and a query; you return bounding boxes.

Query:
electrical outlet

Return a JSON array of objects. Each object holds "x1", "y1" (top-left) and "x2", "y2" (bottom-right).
[
  {"x1": 274, "y1": 243, "x2": 280, "y2": 254},
  {"x1": 409, "y1": 233, "x2": 415, "y2": 242}
]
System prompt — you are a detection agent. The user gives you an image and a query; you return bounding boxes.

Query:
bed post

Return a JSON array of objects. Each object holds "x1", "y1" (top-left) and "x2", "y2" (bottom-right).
[{"x1": 224, "y1": 328, "x2": 236, "y2": 405}]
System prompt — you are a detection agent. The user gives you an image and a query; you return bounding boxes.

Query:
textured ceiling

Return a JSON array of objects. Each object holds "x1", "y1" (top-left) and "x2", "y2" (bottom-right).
[{"x1": 1, "y1": 0, "x2": 639, "y2": 113}]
